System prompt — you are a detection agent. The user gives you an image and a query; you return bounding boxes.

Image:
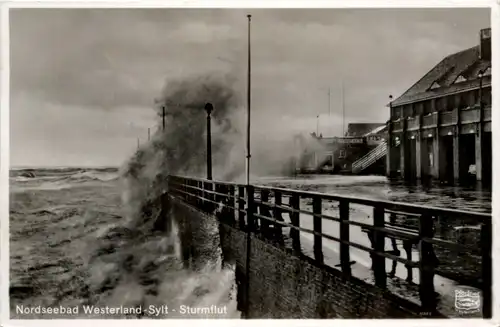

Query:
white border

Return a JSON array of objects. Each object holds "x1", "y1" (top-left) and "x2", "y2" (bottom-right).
[{"x1": 1, "y1": 1, "x2": 499, "y2": 327}]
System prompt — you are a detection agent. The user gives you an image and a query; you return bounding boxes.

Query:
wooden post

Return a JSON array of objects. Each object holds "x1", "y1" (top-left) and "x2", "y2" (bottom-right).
[
  {"x1": 247, "y1": 185, "x2": 255, "y2": 232},
  {"x1": 260, "y1": 190, "x2": 271, "y2": 237},
  {"x1": 481, "y1": 222, "x2": 492, "y2": 318},
  {"x1": 238, "y1": 186, "x2": 246, "y2": 230},
  {"x1": 418, "y1": 213, "x2": 437, "y2": 313},
  {"x1": 339, "y1": 200, "x2": 351, "y2": 276},
  {"x1": 228, "y1": 185, "x2": 236, "y2": 226},
  {"x1": 373, "y1": 207, "x2": 386, "y2": 288},
  {"x1": 312, "y1": 196, "x2": 324, "y2": 264},
  {"x1": 197, "y1": 180, "x2": 202, "y2": 208},
  {"x1": 273, "y1": 191, "x2": 284, "y2": 244},
  {"x1": 289, "y1": 194, "x2": 301, "y2": 253}
]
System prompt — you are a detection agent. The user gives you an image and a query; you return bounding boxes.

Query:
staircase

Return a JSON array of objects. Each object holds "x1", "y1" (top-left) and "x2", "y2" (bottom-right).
[{"x1": 351, "y1": 140, "x2": 388, "y2": 174}]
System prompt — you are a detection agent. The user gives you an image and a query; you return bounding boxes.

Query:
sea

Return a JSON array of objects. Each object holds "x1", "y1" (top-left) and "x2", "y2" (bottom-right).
[
  {"x1": 9, "y1": 168, "x2": 491, "y2": 319},
  {"x1": 9, "y1": 167, "x2": 239, "y2": 319}
]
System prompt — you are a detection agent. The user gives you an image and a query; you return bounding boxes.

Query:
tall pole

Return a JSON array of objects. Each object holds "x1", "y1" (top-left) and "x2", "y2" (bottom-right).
[
  {"x1": 137, "y1": 138, "x2": 139, "y2": 150},
  {"x1": 341, "y1": 80, "x2": 345, "y2": 137},
  {"x1": 246, "y1": 14, "x2": 252, "y2": 186},
  {"x1": 148, "y1": 128, "x2": 150, "y2": 141},
  {"x1": 205, "y1": 103, "x2": 213, "y2": 180}
]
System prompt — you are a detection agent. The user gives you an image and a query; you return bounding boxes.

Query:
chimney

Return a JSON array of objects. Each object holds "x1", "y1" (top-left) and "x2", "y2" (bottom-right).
[{"x1": 479, "y1": 28, "x2": 491, "y2": 61}]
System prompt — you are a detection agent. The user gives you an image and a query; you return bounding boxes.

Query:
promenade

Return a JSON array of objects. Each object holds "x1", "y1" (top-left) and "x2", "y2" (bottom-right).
[{"x1": 166, "y1": 174, "x2": 491, "y2": 318}]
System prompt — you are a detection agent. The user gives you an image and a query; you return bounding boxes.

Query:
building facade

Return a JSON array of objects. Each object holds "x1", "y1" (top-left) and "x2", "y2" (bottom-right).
[
  {"x1": 294, "y1": 123, "x2": 387, "y2": 174},
  {"x1": 386, "y1": 28, "x2": 492, "y2": 183}
]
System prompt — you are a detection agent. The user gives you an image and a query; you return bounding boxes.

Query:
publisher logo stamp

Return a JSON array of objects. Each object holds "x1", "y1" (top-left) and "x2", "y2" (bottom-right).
[{"x1": 455, "y1": 289, "x2": 481, "y2": 314}]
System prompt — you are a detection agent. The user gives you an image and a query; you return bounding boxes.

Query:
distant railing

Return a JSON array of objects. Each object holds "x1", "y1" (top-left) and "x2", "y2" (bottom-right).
[
  {"x1": 422, "y1": 113, "x2": 437, "y2": 128},
  {"x1": 392, "y1": 119, "x2": 402, "y2": 132},
  {"x1": 406, "y1": 117, "x2": 419, "y2": 130},
  {"x1": 167, "y1": 175, "x2": 492, "y2": 317},
  {"x1": 440, "y1": 111, "x2": 455, "y2": 125},
  {"x1": 460, "y1": 108, "x2": 479, "y2": 124},
  {"x1": 391, "y1": 105, "x2": 491, "y2": 128},
  {"x1": 352, "y1": 141, "x2": 387, "y2": 174}
]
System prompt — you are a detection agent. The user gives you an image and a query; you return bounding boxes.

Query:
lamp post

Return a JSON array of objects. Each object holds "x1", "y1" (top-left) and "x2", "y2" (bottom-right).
[
  {"x1": 316, "y1": 115, "x2": 319, "y2": 135},
  {"x1": 205, "y1": 103, "x2": 213, "y2": 180},
  {"x1": 162, "y1": 105, "x2": 166, "y2": 131}
]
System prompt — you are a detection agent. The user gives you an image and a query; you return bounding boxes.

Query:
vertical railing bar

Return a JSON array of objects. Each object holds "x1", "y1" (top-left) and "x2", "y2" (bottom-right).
[
  {"x1": 290, "y1": 194, "x2": 301, "y2": 253},
  {"x1": 339, "y1": 200, "x2": 351, "y2": 277},
  {"x1": 247, "y1": 185, "x2": 255, "y2": 232},
  {"x1": 312, "y1": 195, "x2": 324, "y2": 264},
  {"x1": 229, "y1": 185, "x2": 236, "y2": 226},
  {"x1": 419, "y1": 213, "x2": 437, "y2": 314},
  {"x1": 273, "y1": 191, "x2": 284, "y2": 245},
  {"x1": 239, "y1": 186, "x2": 246, "y2": 229},
  {"x1": 373, "y1": 206, "x2": 387, "y2": 288},
  {"x1": 260, "y1": 189, "x2": 270, "y2": 239}
]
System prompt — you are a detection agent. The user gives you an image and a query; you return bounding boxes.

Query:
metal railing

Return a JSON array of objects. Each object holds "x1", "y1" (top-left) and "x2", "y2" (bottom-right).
[
  {"x1": 460, "y1": 108, "x2": 479, "y2": 124},
  {"x1": 391, "y1": 105, "x2": 492, "y2": 128},
  {"x1": 167, "y1": 175, "x2": 492, "y2": 317},
  {"x1": 422, "y1": 113, "x2": 437, "y2": 128},
  {"x1": 440, "y1": 111, "x2": 455, "y2": 126},
  {"x1": 351, "y1": 141, "x2": 387, "y2": 174}
]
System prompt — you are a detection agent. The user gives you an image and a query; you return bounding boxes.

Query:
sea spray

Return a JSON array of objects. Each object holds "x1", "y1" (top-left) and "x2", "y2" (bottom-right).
[{"x1": 83, "y1": 73, "x2": 243, "y2": 317}]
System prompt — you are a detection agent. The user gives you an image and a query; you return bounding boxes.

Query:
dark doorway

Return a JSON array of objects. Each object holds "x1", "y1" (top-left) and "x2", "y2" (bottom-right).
[
  {"x1": 441, "y1": 135, "x2": 454, "y2": 182},
  {"x1": 391, "y1": 143, "x2": 400, "y2": 176},
  {"x1": 459, "y1": 134, "x2": 476, "y2": 181},
  {"x1": 408, "y1": 138, "x2": 417, "y2": 179},
  {"x1": 423, "y1": 138, "x2": 433, "y2": 178},
  {"x1": 482, "y1": 132, "x2": 492, "y2": 185}
]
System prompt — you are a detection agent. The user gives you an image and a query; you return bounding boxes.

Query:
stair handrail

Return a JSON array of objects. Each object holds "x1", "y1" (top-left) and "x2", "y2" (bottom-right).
[{"x1": 352, "y1": 141, "x2": 387, "y2": 171}]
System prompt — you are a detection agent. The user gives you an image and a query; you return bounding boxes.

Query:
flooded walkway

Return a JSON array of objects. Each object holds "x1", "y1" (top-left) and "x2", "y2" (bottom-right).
[
  {"x1": 253, "y1": 174, "x2": 490, "y2": 317},
  {"x1": 256, "y1": 175, "x2": 491, "y2": 213}
]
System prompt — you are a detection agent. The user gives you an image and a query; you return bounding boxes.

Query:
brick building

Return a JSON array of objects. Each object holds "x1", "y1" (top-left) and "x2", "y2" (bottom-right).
[{"x1": 387, "y1": 28, "x2": 492, "y2": 183}]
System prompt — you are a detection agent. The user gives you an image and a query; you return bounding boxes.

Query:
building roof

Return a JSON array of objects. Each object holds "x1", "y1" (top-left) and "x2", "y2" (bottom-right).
[
  {"x1": 363, "y1": 124, "x2": 387, "y2": 137},
  {"x1": 346, "y1": 123, "x2": 385, "y2": 137},
  {"x1": 391, "y1": 45, "x2": 491, "y2": 107}
]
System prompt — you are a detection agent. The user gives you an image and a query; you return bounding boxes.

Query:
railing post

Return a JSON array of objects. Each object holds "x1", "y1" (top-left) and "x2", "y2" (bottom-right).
[
  {"x1": 273, "y1": 191, "x2": 284, "y2": 244},
  {"x1": 189, "y1": 179, "x2": 194, "y2": 205},
  {"x1": 260, "y1": 190, "x2": 271, "y2": 238},
  {"x1": 207, "y1": 180, "x2": 214, "y2": 213},
  {"x1": 339, "y1": 200, "x2": 351, "y2": 276},
  {"x1": 195, "y1": 180, "x2": 201, "y2": 208},
  {"x1": 246, "y1": 185, "x2": 255, "y2": 232},
  {"x1": 238, "y1": 186, "x2": 246, "y2": 230},
  {"x1": 312, "y1": 196, "x2": 324, "y2": 264},
  {"x1": 289, "y1": 194, "x2": 301, "y2": 253},
  {"x1": 418, "y1": 213, "x2": 437, "y2": 314},
  {"x1": 481, "y1": 221, "x2": 492, "y2": 318},
  {"x1": 373, "y1": 206, "x2": 386, "y2": 288},
  {"x1": 228, "y1": 185, "x2": 236, "y2": 226}
]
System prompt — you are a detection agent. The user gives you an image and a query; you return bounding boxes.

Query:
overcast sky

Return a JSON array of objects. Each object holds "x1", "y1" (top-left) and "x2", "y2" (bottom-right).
[{"x1": 9, "y1": 8, "x2": 490, "y2": 167}]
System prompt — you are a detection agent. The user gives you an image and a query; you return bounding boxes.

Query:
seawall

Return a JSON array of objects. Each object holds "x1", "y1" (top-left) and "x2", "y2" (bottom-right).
[{"x1": 168, "y1": 195, "x2": 426, "y2": 319}]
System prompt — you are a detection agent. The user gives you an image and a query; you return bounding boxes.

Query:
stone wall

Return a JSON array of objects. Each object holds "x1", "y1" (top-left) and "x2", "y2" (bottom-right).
[{"x1": 169, "y1": 196, "x2": 423, "y2": 319}]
